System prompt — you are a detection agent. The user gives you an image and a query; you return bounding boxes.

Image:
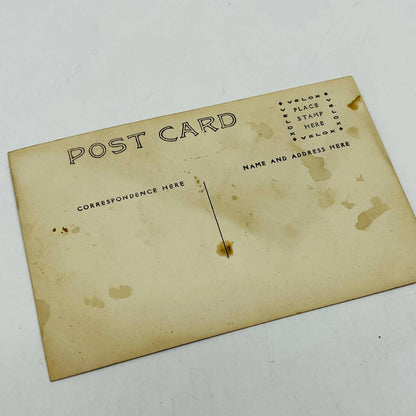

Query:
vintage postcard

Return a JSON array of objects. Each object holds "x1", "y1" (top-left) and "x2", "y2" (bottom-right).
[{"x1": 9, "y1": 76, "x2": 416, "y2": 380}]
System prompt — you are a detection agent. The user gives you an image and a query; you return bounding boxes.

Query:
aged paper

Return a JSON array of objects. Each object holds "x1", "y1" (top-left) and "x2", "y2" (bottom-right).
[{"x1": 9, "y1": 76, "x2": 416, "y2": 380}]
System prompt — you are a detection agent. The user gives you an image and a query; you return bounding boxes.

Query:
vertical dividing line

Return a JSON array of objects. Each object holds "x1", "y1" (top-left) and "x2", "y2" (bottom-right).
[{"x1": 203, "y1": 181, "x2": 229, "y2": 258}]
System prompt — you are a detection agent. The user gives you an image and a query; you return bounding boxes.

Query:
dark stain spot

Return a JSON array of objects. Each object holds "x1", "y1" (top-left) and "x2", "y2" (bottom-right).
[
  {"x1": 232, "y1": 195, "x2": 238, "y2": 200},
  {"x1": 347, "y1": 95, "x2": 361, "y2": 110},
  {"x1": 52, "y1": 228, "x2": 56, "y2": 232},
  {"x1": 61, "y1": 227, "x2": 69, "y2": 234},
  {"x1": 84, "y1": 296, "x2": 105, "y2": 308},
  {"x1": 35, "y1": 299, "x2": 50, "y2": 331},
  {"x1": 347, "y1": 127, "x2": 359, "y2": 138},
  {"x1": 355, "y1": 196, "x2": 389, "y2": 231},
  {"x1": 216, "y1": 240, "x2": 234, "y2": 257},
  {"x1": 109, "y1": 285, "x2": 133, "y2": 299}
]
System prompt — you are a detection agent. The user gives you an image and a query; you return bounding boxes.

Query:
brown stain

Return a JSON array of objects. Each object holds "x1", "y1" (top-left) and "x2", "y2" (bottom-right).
[
  {"x1": 284, "y1": 225, "x2": 298, "y2": 238},
  {"x1": 355, "y1": 197, "x2": 389, "y2": 231},
  {"x1": 35, "y1": 299, "x2": 50, "y2": 331},
  {"x1": 216, "y1": 240, "x2": 234, "y2": 257},
  {"x1": 341, "y1": 197, "x2": 355, "y2": 209},
  {"x1": 61, "y1": 227, "x2": 69, "y2": 235},
  {"x1": 303, "y1": 156, "x2": 331, "y2": 182},
  {"x1": 52, "y1": 228, "x2": 56, "y2": 232},
  {"x1": 347, "y1": 95, "x2": 361, "y2": 110},
  {"x1": 347, "y1": 127, "x2": 359, "y2": 138},
  {"x1": 232, "y1": 195, "x2": 238, "y2": 200},
  {"x1": 317, "y1": 188, "x2": 335, "y2": 209},
  {"x1": 248, "y1": 121, "x2": 274, "y2": 139},
  {"x1": 109, "y1": 285, "x2": 133, "y2": 299},
  {"x1": 71, "y1": 226, "x2": 80, "y2": 234},
  {"x1": 84, "y1": 296, "x2": 105, "y2": 308},
  {"x1": 356, "y1": 174, "x2": 364, "y2": 182},
  {"x1": 293, "y1": 144, "x2": 331, "y2": 182}
]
